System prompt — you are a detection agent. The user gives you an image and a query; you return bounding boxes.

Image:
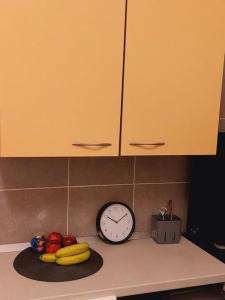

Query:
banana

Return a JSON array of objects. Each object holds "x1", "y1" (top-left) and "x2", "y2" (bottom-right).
[
  {"x1": 56, "y1": 250, "x2": 91, "y2": 266},
  {"x1": 56, "y1": 242, "x2": 89, "y2": 258},
  {"x1": 39, "y1": 253, "x2": 57, "y2": 263}
]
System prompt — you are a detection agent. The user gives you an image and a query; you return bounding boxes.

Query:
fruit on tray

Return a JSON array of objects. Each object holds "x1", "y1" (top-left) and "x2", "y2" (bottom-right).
[
  {"x1": 30, "y1": 235, "x2": 46, "y2": 253},
  {"x1": 62, "y1": 234, "x2": 77, "y2": 247},
  {"x1": 56, "y1": 250, "x2": 91, "y2": 266},
  {"x1": 56, "y1": 242, "x2": 89, "y2": 258},
  {"x1": 45, "y1": 241, "x2": 61, "y2": 253},
  {"x1": 39, "y1": 242, "x2": 91, "y2": 266},
  {"x1": 31, "y1": 232, "x2": 78, "y2": 254},
  {"x1": 40, "y1": 253, "x2": 57, "y2": 263},
  {"x1": 45, "y1": 232, "x2": 63, "y2": 253},
  {"x1": 47, "y1": 232, "x2": 63, "y2": 244}
]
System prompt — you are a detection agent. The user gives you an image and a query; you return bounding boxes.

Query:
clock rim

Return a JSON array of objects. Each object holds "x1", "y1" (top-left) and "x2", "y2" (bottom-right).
[{"x1": 96, "y1": 201, "x2": 136, "y2": 245}]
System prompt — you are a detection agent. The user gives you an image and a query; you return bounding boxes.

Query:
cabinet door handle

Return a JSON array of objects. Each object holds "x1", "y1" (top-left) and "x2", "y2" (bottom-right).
[
  {"x1": 72, "y1": 143, "x2": 112, "y2": 147},
  {"x1": 129, "y1": 142, "x2": 165, "y2": 146}
]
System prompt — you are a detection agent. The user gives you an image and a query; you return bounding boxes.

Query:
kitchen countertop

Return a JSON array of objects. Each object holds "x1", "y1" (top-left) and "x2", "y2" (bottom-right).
[{"x1": 0, "y1": 238, "x2": 225, "y2": 300}]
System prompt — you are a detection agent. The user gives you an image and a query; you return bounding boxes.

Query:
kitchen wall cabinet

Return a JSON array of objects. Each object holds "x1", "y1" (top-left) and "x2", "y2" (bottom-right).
[
  {"x1": 121, "y1": 0, "x2": 225, "y2": 155},
  {"x1": 0, "y1": 1, "x2": 125, "y2": 156},
  {"x1": 1, "y1": 1, "x2": 224, "y2": 157}
]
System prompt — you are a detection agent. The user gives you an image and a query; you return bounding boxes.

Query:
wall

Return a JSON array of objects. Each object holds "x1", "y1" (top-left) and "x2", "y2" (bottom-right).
[
  {"x1": 219, "y1": 58, "x2": 225, "y2": 131},
  {"x1": 0, "y1": 156, "x2": 189, "y2": 244}
]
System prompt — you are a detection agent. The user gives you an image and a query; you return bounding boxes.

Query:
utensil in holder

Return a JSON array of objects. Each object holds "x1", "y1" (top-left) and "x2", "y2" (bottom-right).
[{"x1": 151, "y1": 215, "x2": 181, "y2": 244}]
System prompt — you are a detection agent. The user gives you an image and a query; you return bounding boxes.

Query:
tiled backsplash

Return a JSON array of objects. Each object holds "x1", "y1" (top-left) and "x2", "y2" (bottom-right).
[{"x1": 0, "y1": 156, "x2": 190, "y2": 244}]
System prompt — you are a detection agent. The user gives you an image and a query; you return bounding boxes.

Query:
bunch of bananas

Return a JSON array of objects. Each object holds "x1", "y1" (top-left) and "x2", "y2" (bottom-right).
[{"x1": 39, "y1": 242, "x2": 91, "y2": 266}]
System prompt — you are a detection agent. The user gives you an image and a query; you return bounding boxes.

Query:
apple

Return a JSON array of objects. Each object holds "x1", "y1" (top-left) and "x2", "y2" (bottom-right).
[
  {"x1": 62, "y1": 234, "x2": 77, "y2": 247},
  {"x1": 45, "y1": 241, "x2": 61, "y2": 253},
  {"x1": 47, "y1": 232, "x2": 63, "y2": 244}
]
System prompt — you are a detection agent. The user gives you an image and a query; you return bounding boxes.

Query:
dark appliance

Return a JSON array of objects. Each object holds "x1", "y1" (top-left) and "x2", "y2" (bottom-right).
[{"x1": 185, "y1": 133, "x2": 225, "y2": 263}]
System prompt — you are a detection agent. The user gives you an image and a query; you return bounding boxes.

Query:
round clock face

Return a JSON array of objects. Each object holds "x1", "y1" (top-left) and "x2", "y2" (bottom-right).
[{"x1": 96, "y1": 202, "x2": 135, "y2": 244}]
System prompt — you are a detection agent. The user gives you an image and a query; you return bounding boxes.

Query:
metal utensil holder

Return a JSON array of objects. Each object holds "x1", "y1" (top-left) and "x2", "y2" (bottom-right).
[{"x1": 151, "y1": 215, "x2": 181, "y2": 244}]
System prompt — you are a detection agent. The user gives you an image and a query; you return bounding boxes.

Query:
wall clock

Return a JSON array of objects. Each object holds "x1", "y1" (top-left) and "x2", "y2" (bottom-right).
[{"x1": 96, "y1": 202, "x2": 135, "y2": 244}]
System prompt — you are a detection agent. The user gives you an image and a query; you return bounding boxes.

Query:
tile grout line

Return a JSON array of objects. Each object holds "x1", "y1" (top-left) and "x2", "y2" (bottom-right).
[
  {"x1": 70, "y1": 183, "x2": 133, "y2": 188},
  {"x1": 66, "y1": 157, "x2": 71, "y2": 234},
  {"x1": 132, "y1": 156, "x2": 136, "y2": 212},
  {"x1": 135, "y1": 181, "x2": 190, "y2": 185},
  {"x1": 0, "y1": 186, "x2": 68, "y2": 192},
  {"x1": 0, "y1": 182, "x2": 190, "y2": 193}
]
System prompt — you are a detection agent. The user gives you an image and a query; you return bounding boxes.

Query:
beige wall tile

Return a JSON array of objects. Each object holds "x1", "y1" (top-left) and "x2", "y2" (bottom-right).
[
  {"x1": 0, "y1": 158, "x2": 68, "y2": 189},
  {"x1": 69, "y1": 185, "x2": 133, "y2": 236},
  {"x1": 134, "y1": 183, "x2": 188, "y2": 233},
  {"x1": 135, "y1": 156, "x2": 190, "y2": 183},
  {"x1": 70, "y1": 157, "x2": 134, "y2": 186},
  {"x1": 0, "y1": 188, "x2": 67, "y2": 244},
  {"x1": 0, "y1": 156, "x2": 191, "y2": 244}
]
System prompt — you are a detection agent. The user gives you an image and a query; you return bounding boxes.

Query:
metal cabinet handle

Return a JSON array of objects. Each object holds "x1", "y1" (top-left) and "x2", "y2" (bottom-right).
[
  {"x1": 72, "y1": 143, "x2": 112, "y2": 147},
  {"x1": 129, "y1": 142, "x2": 165, "y2": 146}
]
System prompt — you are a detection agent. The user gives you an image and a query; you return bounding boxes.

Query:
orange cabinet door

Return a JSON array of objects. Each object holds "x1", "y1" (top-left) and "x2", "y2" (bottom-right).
[
  {"x1": 121, "y1": 0, "x2": 225, "y2": 155},
  {"x1": 0, "y1": 1, "x2": 125, "y2": 156}
]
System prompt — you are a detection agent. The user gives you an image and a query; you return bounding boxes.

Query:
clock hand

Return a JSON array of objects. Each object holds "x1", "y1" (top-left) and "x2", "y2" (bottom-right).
[
  {"x1": 117, "y1": 213, "x2": 128, "y2": 223},
  {"x1": 106, "y1": 216, "x2": 118, "y2": 224}
]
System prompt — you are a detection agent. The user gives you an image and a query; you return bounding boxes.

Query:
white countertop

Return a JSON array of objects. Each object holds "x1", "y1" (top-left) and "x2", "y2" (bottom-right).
[{"x1": 0, "y1": 238, "x2": 225, "y2": 300}]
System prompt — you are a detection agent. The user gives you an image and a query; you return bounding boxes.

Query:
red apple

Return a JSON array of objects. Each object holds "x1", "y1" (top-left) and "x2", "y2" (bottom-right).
[
  {"x1": 62, "y1": 234, "x2": 77, "y2": 247},
  {"x1": 47, "y1": 232, "x2": 63, "y2": 244},
  {"x1": 45, "y1": 241, "x2": 61, "y2": 253}
]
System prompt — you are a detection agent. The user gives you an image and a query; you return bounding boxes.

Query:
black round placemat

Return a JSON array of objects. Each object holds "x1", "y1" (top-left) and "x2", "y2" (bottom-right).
[{"x1": 13, "y1": 247, "x2": 103, "y2": 282}]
